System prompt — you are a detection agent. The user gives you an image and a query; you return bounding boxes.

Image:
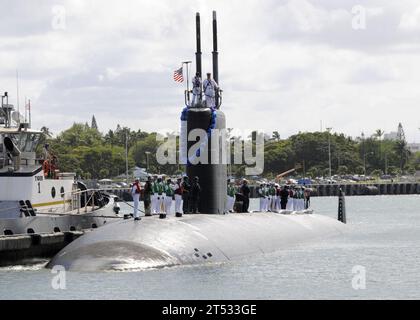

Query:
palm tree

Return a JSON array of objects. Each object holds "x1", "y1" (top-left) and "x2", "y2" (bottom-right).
[
  {"x1": 374, "y1": 129, "x2": 384, "y2": 140},
  {"x1": 40, "y1": 126, "x2": 52, "y2": 137},
  {"x1": 375, "y1": 129, "x2": 384, "y2": 171},
  {"x1": 395, "y1": 140, "x2": 409, "y2": 172},
  {"x1": 272, "y1": 131, "x2": 280, "y2": 141}
]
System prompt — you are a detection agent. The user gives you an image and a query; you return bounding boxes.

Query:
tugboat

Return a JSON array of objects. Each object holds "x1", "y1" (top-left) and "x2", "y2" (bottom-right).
[{"x1": 0, "y1": 92, "x2": 119, "y2": 236}]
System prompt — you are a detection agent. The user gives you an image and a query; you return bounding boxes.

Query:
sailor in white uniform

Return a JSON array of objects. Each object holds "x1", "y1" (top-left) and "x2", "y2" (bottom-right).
[
  {"x1": 174, "y1": 177, "x2": 183, "y2": 215},
  {"x1": 286, "y1": 187, "x2": 294, "y2": 211},
  {"x1": 164, "y1": 178, "x2": 176, "y2": 215},
  {"x1": 264, "y1": 184, "x2": 270, "y2": 212},
  {"x1": 258, "y1": 183, "x2": 266, "y2": 212},
  {"x1": 297, "y1": 187, "x2": 305, "y2": 211},
  {"x1": 192, "y1": 72, "x2": 202, "y2": 107},
  {"x1": 203, "y1": 72, "x2": 218, "y2": 108},
  {"x1": 131, "y1": 179, "x2": 141, "y2": 221},
  {"x1": 274, "y1": 184, "x2": 279, "y2": 211}
]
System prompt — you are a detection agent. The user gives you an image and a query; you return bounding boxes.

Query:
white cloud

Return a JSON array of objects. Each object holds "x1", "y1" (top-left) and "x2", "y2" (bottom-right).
[{"x1": 0, "y1": 0, "x2": 419, "y2": 142}]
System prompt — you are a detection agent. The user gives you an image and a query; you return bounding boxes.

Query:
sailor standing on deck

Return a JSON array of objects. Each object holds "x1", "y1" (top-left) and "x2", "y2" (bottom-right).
[
  {"x1": 189, "y1": 176, "x2": 201, "y2": 214},
  {"x1": 131, "y1": 179, "x2": 141, "y2": 221},
  {"x1": 269, "y1": 183, "x2": 276, "y2": 212},
  {"x1": 275, "y1": 184, "x2": 281, "y2": 211},
  {"x1": 174, "y1": 177, "x2": 183, "y2": 215},
  {"x1": 266, "y1": 183, "x2": 272, "y2": 212},
  {"x1": 258, "y1": 183, "x2": 266, "y2": 212},
  {"x1": 286, "y1": 187, "x2": 294, "y2": 211},
  {"x1": 280, "y1": 185, "x2": 289, "y2": 210},
  {"x1": 240, "y1": 179, "x2": 251, "y2": 213},
  {"x1": 153, "y1": 176, "x2": 165, "y2": 213},
  {"x1": 143, "y1": 176, "x2": 153, "y2": 216},
  {"x1": 181, "y1": 176, "x2": 191, "y2": 214},
  {"x1": 298, "y1": 187, "x2": 305, "y2": 211},
  {"x1": 304, "y1": 187, "x2": 311, "y2": 209},
  {"x1": 164, "y1": 178, "x2": 176, "y2": 215},
  {"x1": 203, "y1": 72, "x2": 219, "y2": 108},
  {"x1": 226, "y1": 179, "x2": 236, "y2": 213},
  {"x1": 150, "y1": 175, "x2": 158, "y2": 213},
  {"x1": 192, "y1": 72, "x2": 202, "y2": 107},
  {"x1": 262, "y1": 183, "x2": 269, "y2": 212}
]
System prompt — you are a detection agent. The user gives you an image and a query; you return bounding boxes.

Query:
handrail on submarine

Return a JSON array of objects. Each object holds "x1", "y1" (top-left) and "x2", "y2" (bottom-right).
[{"x1": 184, "y1": 88, "x2": 223, "y2": 109}]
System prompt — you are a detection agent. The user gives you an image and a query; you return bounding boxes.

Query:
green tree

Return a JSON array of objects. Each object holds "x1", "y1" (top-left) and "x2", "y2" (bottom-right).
[{"x1": 91, "y1": 115, "x2": 98, "y2": 130}]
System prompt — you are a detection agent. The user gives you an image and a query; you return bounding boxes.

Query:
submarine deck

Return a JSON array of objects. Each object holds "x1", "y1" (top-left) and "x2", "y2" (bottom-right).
[{"x1": 47, "y1": 211, "x2": 345, "y2": 271}]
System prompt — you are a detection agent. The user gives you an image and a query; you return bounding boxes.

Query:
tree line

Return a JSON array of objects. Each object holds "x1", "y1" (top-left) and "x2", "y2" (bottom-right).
[{"x1": 38, "y1": 118, "x2": 419, "y2": 180}]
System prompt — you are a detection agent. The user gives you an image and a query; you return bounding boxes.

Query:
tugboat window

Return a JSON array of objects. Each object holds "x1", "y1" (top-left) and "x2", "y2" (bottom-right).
[
  {"x1": 60, "y1": 186, "x2": 65, "y2": 198},
  {"x1": 51, "y1": 187, "x2": 56, "y2": 198}
]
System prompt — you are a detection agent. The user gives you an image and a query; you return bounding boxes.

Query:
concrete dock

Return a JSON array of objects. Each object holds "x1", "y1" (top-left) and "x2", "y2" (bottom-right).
[{"x1": 0, "y1": 230, "x2": 87, "y2": 267}]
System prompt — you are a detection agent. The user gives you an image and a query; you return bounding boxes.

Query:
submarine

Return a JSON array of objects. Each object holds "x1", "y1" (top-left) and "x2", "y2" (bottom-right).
[{"x1": 47, "y1": 11, "x2": 345, "y2": 272}]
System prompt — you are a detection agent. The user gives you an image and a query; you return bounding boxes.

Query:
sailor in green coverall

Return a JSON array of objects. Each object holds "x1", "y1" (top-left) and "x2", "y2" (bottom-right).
[
  {"x1": 226, "y1": 179, "x2": 236, "y2": 213},
  {"x1": 164, "y1": 178, "x2": 176, "y2": 215},
  {"x1": 268, "y1": 183, "x2": 276, "y2": 212},
  {"x1": 152, "y1": 176, "x2": 165, "y2": 213}
]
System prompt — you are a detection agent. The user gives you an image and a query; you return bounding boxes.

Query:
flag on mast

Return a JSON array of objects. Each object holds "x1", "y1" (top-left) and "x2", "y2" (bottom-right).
[{"x1": 173, "y1": 67, "x2": 184, "y2": 82}]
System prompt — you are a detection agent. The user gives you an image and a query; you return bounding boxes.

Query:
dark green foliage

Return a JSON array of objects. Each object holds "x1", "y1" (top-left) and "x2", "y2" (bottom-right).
[{"x1": 39, "y1": 122, "x2": 417, "y2": 179}]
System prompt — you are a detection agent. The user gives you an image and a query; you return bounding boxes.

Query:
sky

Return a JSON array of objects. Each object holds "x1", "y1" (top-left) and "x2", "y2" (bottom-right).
[{"x1": 1, "y1": 0, "x2": 420, "y2": 142}]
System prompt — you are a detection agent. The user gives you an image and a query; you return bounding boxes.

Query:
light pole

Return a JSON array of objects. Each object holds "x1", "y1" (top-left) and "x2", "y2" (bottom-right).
[
  {"x1": 125, "y1": 132, "x2": 129, "y2": 183},
  {"x1": 229, "y1": 136, "x2": 235, "y2": 178},
  {"x1": 326, "y1": 127, "x2": 332, "y2": 181},
  {"x1": 176, "y1": 150, "x2": 180, "y2": 173},
  {"x1": 361, "y1": 131, "x2": 366, "y2": 176}
]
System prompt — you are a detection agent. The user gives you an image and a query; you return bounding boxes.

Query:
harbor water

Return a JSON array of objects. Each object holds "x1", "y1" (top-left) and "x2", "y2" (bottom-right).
[{"x1": 0, "y1": 195, "x2": 419, "y2": 299}]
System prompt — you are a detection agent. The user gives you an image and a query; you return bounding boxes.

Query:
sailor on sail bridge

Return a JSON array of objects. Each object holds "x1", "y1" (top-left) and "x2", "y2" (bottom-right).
[
  {"x1": 203, "y1": 72, "x2": 219, "y2": 108},
  {"x1": 191, "y1": 72, "x2": 202, "y2": 107}
]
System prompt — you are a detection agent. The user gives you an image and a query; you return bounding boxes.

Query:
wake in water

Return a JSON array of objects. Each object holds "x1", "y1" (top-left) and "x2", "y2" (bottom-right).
[{"x1": 0, "y1": 259, "x2": 49, "y2": 271}]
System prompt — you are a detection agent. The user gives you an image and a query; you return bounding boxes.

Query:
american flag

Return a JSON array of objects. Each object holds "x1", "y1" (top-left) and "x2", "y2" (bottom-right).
[{"x1": 173, "y1": 67, "x2": 184, "y2": 82}]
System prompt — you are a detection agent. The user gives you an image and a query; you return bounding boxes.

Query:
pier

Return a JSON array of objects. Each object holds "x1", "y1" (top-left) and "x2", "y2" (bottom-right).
[{"x1": 0, "y1": 230, "x2": 87, "y2": 267}]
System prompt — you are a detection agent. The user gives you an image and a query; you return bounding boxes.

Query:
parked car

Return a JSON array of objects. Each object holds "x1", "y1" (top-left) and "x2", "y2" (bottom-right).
[{"x1": 380, "y1": 175, "x2": 392, "y2": 180}]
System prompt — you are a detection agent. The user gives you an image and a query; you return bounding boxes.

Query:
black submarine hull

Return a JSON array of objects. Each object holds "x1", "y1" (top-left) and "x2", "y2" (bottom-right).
[{"x1": 47, "y1": 212, "x2": 345, "y2": 271}]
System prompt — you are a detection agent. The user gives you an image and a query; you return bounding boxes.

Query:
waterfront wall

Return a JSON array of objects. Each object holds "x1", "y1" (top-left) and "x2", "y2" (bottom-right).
[
  {"x1": 308, "y1": 183, "x2": 420, "y2": 197},
  {"x1": 246, "y1": 183, "x2": 420, "y2": 198}
]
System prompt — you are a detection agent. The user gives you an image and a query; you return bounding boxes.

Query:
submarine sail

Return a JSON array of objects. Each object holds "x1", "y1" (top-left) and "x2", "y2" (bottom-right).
[{"x1": 185, "y1": 11, "x2": 227, "y2": 214}]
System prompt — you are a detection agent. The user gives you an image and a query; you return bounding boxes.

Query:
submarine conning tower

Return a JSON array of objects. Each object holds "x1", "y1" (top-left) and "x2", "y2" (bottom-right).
[{"x1": 184, "y1": 11, "x2": 227, "y2": 214}]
